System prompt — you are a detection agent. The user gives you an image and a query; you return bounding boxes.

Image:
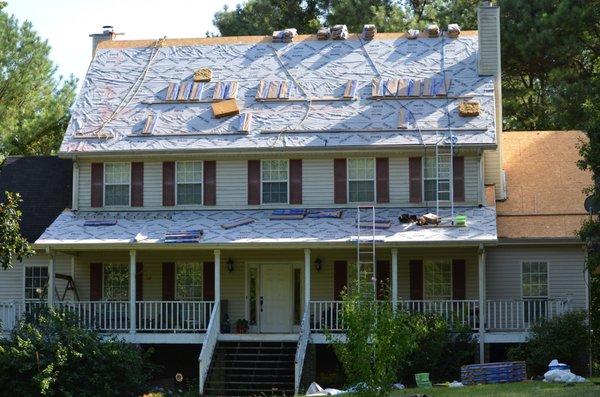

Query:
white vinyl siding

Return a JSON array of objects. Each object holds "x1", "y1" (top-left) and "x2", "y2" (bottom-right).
[
  {"x1": 104, "y1": 163, "x2": 130, "y2": 206},
  {"x1": 144, "y1": 162, "x2": 163, "y2": 207},
  {"x1": 79, "y1": 162, "x2": 91, "y2": 208},
  {"x1": 217, "y1": 161, "x2": 247, "y2": 206},
  {"x1": 348, "y1": 158, "x2": 375, "y2": 203},
  {"x1": 176, "y1": 161, "x2": 203, "y2": 205},
  {"x1": 389, "y1": 157, "x2": 409, "y2": 203},
  {"x1": 303, "y1": 159, "x2": 334, "y2": 205},
  {"x1": 261, "y1": 160, "x2": 288, "y2": 204}
]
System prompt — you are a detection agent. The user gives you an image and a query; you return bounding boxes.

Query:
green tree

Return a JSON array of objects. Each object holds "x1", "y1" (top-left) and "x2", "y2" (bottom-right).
[
  {"x1": 0, "y1": 306, "x2": 155, "y2": 396},
  {"x1": 0, "y1": 2, "x2": 76, "y2": 156},
  {"x1": 327, "y1": 283, "x2": 415, "y2": 396},
  {"x1": 0, "y1": 191, "x2": 33, "y2": 270}
]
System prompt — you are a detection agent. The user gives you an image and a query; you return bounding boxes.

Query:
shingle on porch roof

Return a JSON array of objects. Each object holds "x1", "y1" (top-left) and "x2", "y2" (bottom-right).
[{"x1": 60, "y1": 31, "x2": 497, "y2": 155}]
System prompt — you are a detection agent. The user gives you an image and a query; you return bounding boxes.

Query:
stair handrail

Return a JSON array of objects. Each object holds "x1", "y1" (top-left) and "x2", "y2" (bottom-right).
[
  {"x1": 198, "y1": 300, "x2": 219, "y2": 395},
  {"x1": 294, "y1": 301, "x2": 311, "y2": 395}
]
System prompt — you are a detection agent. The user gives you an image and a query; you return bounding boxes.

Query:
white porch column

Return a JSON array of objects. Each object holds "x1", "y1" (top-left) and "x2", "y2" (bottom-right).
[
  {"x1": 391, "y1": 249, "x2": 398, "y2": 309},
  {"x1": 478, "y1": 244, "x2": 486, "y2": 363},
  {"x1": 214, "y1": 250, "x2": 221, "y2": 321},
  {"x1": 129, "y1": 250, "x2": 136, "y2": 334},
  {"x1": 48, "y1": 252, "x2": 55, "y2": 307},
  {"x1": 304, "y1": 249, "x2": 311, "y2": 304}
]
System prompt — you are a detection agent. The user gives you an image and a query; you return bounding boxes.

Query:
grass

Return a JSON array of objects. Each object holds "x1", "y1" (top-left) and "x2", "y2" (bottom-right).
[{"x1": 390, "y1": 379, "x2": 600, "y2": 397}]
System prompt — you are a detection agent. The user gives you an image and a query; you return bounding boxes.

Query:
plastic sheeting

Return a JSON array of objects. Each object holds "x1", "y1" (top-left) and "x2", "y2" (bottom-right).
[{"x1": 60, "y1": 35, "x2": 496, "y2": 154}]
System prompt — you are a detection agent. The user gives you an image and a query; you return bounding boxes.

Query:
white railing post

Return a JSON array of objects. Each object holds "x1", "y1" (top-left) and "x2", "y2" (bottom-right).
[
  {"x1": 129, "y1": 250, "x2": 136, "y2": 334},
  {"x1": 48, "y1": 252, "x2": 55, "y2": 308},
  {"x1": 391, "y1": 249, "x2": 398, "y2": 310},
  {"x1": 214, "y1": 250, "x2": 221, "y2": 324},
  {"x1": 478, "y1": 244, "x2": 486, "y2": 363},
  {"x1": 304, "y1": 249, "x2": 311, "y2": 305}
]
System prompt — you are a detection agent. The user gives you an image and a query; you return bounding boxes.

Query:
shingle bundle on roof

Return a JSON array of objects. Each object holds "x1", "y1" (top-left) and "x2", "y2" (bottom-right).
[
  {"x1": 331, "y1": 25, "x2": 348, "y2": 40},
  {"x1": 362, "y1": 24, "x2": 376, "y2": 40},
  {"x1": 272, "y1": 28, "x2": 297, "y2": 43}
]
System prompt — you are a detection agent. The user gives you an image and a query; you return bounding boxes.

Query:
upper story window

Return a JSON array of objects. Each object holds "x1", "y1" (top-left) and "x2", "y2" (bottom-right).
[
  {"x1": 176, "y1": 263, "x2": 203, "y2": 300},
  {"x1": 522, "y1": 261, "x2": 548, "y2": 298},
  {"x1": 25, "y1": 266, "x2": 48, "y2": 301},
  {"x1": 103, "y1": 264, "x2": 129, "y2": 300},
  {"x1": 262, "y1": 159, "x2": 288, "y2": 204},
  {"x1": 104, "y1": 163, "x2": 130, "y2": 206},
  {"x1": 176, "y1": 161, "x2": 203, "y2": 205},
  {"x1": 424, "y1": 156, "x2": 450, "y2": 201},
  {"x1": 423, "y1": 260, "x2": 452, "y2": 299},
  {"x1": 348, "y1": 158, "x2": 375, "y2": 202}
]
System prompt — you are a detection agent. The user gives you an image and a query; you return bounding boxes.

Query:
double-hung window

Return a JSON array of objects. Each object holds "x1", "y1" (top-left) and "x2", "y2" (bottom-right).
[
  {"x1": 424, "y1": 156, "x2": 450, "y2": 201},
  {"x1": 261, "y1": 159, "x2": 288, "y2": 204},
  {"x1": 104, "y1": 163, "x2": 130, "y2": 206},
  {"x1": 176, "y1": 161, "x2": 203, "y2": 205},
  {"x1": 423, "y1": 260, "x2": 452, "y2": 299},
  {"x1": 175, "y1": 263, "x2": 203, "y2": 300},
  {"x1": 25, "y1": 266, "x2": 48, "y2": 301},
  {"x1": 103, "y1": 264, "x2": 129, "y2": 300},
  {"x1": 348, "y1": 158, "x2": 375, "y2": 202},
  {"x1": 522, "y1": 261, "x2": 549, "y2": 323}
]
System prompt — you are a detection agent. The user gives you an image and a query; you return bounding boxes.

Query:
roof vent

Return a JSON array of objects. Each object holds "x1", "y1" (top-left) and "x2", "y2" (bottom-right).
[{"x1": 477, "y1": 3, "x2": 501, "y2": 75}]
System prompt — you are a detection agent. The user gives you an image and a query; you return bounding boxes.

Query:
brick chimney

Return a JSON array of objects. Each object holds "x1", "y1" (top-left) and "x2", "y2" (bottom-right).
[{"x1": 89, "y1": 26, "x2": 120, "y2": 57}]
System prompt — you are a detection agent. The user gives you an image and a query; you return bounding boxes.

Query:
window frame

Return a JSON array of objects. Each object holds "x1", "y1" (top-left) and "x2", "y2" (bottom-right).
[
  {"x1": 521, "y1": 260, "x2": 549, "y2": 299},
  {"x1": 102, "y1": 263, "x2": 129, "y2": 301},
  {"x1": 24, "y1": 265, "x2": 49, "y2": 302},
  {"x1": 175, "y1": 262, "x2": 204, "y2": 301},
  {"x1": 260, "y1": 159, "x2": 289, "y2": 205},
  {"x1": 423, "y1": 156, "x2": 451, "y2": 202},
  {"x1": 175, "y1": 161, "x2": 204, "y2": 206},
  {"x1": 103, "y1": 162, "x2": 131, "y2": 207},
  {"x1": 347, "y1": 157, "x2": 376, "y2": 203},
  {"x1": 423, "y1": 259, "x2": 453, "y2": 300}
]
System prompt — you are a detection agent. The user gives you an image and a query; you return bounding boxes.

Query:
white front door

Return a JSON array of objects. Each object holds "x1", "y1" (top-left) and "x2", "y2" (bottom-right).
[{"x1": 260, "y1": 264, "x2": 293, "y2": 333}]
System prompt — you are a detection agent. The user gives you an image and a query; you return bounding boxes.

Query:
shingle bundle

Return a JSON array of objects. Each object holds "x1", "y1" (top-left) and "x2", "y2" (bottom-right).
[
  {"x1": 426, "y1": 24, "x2": 440, "y2": 38},
  {"x1": 362, "y1": 24, "x2": 376, "y2": 40},
  {"x1": 447, "y1": 23, "x2": 461, "y2": 38},
  {"x1": 461, "y1": 362, "x2": 526, "y2": 385},
  {"x1": 331, "y1": 25, "x2": 348, "y2": 40},
  {"x1": 407, "y1": 29, "x2": 420, "y2": 40},
  {"x1": 317, "y1": 27, "x2": 331, "y2": 40},
  {"x1": 272, "y1": 28, "x2": 297, "y2": 43}
]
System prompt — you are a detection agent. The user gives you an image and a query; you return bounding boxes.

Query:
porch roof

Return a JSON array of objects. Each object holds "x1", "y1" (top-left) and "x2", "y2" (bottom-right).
[{"x1": 35, "y1": 206, "x2": 497, "y2": 247}]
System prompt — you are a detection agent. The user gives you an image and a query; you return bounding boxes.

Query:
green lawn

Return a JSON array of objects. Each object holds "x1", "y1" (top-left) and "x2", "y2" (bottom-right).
[{"x1": 390, "y1": 379, "x2": 600, "y2": 397}]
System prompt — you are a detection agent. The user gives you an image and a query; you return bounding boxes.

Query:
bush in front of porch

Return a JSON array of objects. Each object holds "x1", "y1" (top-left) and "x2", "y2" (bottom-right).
[
  {"x1": 0, "y1": 306, "x2": 156, "y2": 396},
  {"x1": 508, "y1": 310, "x2": 590, "y2": 377}
]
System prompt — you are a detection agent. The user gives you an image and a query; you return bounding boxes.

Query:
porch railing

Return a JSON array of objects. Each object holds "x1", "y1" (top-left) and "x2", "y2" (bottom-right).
[
  {"x1": 136, "y1": 301, "x2": 214, "y2": 332},
  {"x1": 199, "y1": 301, "x2": 220, "y2": 395},
  {"x1": 309, "y1": 299, "x2": 571, "y2": 332},
  {"x1": 56, "y1": 301, "x2": 130, "y2": 332},
  {"x1": 0, "y1": 301, "x2": 20, "y2": 332}
]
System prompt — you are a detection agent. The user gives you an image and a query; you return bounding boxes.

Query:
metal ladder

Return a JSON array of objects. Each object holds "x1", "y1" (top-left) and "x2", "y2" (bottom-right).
[
  {"x1": 435, "y1": 130, "x2": 456, "y2": 221},
  {"x1": 356, "y1": 206, "x2": 376, "y2": 299}
]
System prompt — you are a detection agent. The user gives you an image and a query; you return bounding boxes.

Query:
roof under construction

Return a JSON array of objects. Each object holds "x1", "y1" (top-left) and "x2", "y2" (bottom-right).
[{"x1": 60, "y1": 31, "x2": 497, "y2": 155}]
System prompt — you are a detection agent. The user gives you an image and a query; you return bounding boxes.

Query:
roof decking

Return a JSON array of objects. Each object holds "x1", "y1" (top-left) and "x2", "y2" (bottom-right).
[
  {"x1": 60, "y1": 32, "x2": 496, "y2": 155},
  {"x1": 36, "y1": 207, "x2": 497, "y2": 247}
]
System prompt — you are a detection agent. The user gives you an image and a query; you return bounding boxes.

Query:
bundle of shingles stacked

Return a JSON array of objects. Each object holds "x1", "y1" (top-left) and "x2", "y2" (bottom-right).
[
  {"x1": 426, "y1": 24, "x2": 440, "y2": 37},
  {"x1": 272, "y1": 28, "x2": 297, "y2": 43},
  {"x1": 361, "y1": 24, "x2": 376, "y2": 40},
  {"x1": 331, "y1": 24, "x2": 348, "y2": 40},
  {"x1": 317, "y1": 27, "x2": 331, "y2": 40},
  {"x1": 447, "y1": 23, "x2": 461, "y2": 38},
  {"x1": 407, "y1": 29, "x2": 420, "y2": 40}
]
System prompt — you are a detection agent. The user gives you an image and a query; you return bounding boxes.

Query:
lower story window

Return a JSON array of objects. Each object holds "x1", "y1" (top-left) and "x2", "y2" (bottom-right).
[
  {"x1": 423, "y1": 260, "x2": 452, "y2": 299},
  {"x1": 25, "y1": 266, "x2": 48, "y2": 301},
  {"x1": 176, "y1": 263, "x2": 203, "y2": 300},
  {"x1": 522, "y1": 261, "x2": 549, "y2": 322},
  {"x1": 103, "y1": 264, "x2": 129, "y2": 300}
]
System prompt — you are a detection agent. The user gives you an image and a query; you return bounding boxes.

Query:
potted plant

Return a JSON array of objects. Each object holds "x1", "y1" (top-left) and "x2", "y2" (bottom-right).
[{"x1": 235, "y1": 318, "x2": 249, "y2": 334}]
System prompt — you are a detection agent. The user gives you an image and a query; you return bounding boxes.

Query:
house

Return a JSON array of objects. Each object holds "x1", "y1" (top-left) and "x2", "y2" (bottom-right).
[{"x1": 0, "y1": 4, "x2": 590, "y2": 395}]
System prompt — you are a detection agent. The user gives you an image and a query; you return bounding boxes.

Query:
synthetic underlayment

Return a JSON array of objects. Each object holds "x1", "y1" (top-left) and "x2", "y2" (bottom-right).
[
  {"x1": 36, "y1": 207, "x2": 497, "y2": 245},
  {"x1": 61, "y1": 35, "x2": 496, "y2": 154}
]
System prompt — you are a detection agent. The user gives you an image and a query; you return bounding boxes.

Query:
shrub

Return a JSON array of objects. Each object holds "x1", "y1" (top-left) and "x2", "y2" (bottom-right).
[
  {"x1": 327, "y1": 283, "x2": 416, "y2": 396},
  {"x1": 0, "y1": 306, "x2": 156, "y2": 396},
  {"x1": 399, "y1": 313, "x2": 476, "y2": 385},
  {"x1": 508, "y1": 310, "x2": 590, "y2": 376}
]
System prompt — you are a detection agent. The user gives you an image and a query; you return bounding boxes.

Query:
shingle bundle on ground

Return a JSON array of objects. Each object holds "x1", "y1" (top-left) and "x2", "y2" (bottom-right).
[{"x1": 461, "y1": 362, "x2": 527, "y2": 385}]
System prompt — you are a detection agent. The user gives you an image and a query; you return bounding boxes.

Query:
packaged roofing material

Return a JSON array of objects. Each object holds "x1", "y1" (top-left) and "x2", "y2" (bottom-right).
[
  {"x1": 270, "y1": 209, "x2": 307, "y2": 220},
  {"x1": 362, "y1": 24, "x2": 376, "y2": 40},
  {"x1": 317, "y1": 27, "x2": 331, "y2": 40},
  {"x1": 164, "y1": 230, "x2": 203, "y2": 243},
  {"x1": 212, "y1": 99, "x2": 240, "y2": 118},
  {"x1": 238, "y1": 113, "x2": 252, "y2": 132},
  {"x1": 307, "y1": 209, "x2": 343, "y2": 219},
  {"x1": 331, "y1": 25, "x2": 348, "y2": 40},
  {"x1": 193, "y1": 68, "x2": 212, "y2": 82},
  {"x1": 221, "y1": 217, "x2": 255, "y2": 229},
  {"x1": 142, "y1": 113, "x2": 158, "y2": 134},
  {"x1": 84, "y1": 220, "x2": 117, "y2": 226},
  {"x1": 343, "y1": 80, "x2": 358, "y2": 98},
  {"x1": 426, "y1": 24, "x2": 440, "y2": 38},
  {"x1": 407, "y1": 29, "x2": 420, "y2": 39},
  {"x1": 447, "y1": 24, "x2": 461, "y2": 38},
  {"x1": 272, "y1": 28, "x2": 297, "y2": 43},
  {"x1": 459, "y1": 101, "x2": 480, "y2": 117}
]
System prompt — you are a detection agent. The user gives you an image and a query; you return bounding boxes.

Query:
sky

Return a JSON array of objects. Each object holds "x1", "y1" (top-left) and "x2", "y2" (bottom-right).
[{"x1": 5, "y1": 0, "x2": 242, "y2": 83}]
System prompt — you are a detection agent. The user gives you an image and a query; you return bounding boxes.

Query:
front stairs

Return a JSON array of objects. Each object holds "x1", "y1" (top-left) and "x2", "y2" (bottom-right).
[{"x1": 203, "y1": 341, "x2": 296, "y2": 396}]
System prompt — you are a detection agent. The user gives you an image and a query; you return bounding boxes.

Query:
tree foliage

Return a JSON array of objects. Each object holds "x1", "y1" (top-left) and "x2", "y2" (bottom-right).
[
  {"x1": 0, "y1": 2, "x2": 76, "y2": 156},
  {"x1": 0, "y1": 191, "x2": 33, "y2": 270},
  {"x1": 0, "y1": 306, "x2": 155, "y2": 396}
]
